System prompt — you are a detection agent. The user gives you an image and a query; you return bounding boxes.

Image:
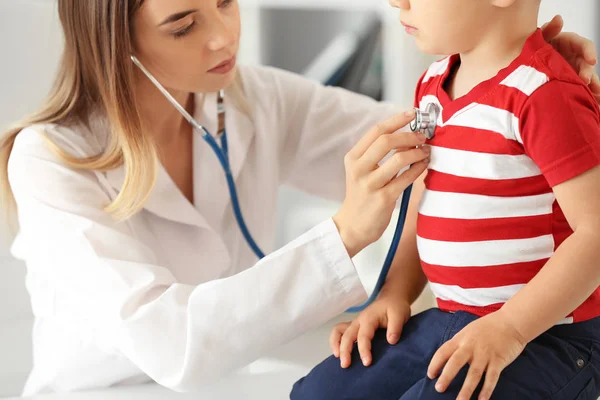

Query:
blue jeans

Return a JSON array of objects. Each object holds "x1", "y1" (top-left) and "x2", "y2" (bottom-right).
[{"x1": 290, "y1": 309, "x2": 600, "y2": 399}]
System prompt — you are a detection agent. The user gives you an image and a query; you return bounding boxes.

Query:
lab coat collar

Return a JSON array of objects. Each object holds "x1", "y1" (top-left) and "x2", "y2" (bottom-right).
[
  {"x1": 105, "y1": 90, "x2": 255, "y2": 229},
  {"x1": 196, "y1": 90, "x2": 255, "y2": 182}
]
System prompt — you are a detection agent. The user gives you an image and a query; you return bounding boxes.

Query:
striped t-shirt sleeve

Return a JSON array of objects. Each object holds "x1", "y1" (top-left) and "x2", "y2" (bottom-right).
[{"x1": 518, "y1": 80, "x2": 600, "y2": 187}]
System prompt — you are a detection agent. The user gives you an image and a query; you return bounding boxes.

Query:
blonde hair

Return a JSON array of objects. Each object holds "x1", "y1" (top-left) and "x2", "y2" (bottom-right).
[{"x1": 0, "y1": 0, "x2": 248, "y2": 227}]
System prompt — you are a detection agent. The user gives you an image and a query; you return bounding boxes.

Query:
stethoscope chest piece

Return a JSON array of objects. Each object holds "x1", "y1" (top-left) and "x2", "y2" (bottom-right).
[{"x1": 410, "y1": 102, "x2": 440, "y2": 140}]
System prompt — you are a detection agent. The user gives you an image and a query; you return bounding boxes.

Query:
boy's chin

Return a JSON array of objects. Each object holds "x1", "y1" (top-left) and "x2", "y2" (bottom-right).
[{"x1": 415, "y1": 39, "x2": 454, "y2": 56}]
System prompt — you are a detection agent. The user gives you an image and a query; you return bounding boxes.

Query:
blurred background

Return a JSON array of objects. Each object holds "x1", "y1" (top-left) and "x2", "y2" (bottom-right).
[{"x1": 0, "y1": 0, "x2": 598, "y2": 397}]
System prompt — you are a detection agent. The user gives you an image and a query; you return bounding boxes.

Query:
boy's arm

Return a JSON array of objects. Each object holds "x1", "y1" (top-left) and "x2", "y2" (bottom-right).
[
  {"x1": 498, "y1": 80, "x2": 600, "y2": 340},
  {"x1": 380, "y1": 170, "x2": 428, "y2": 307},
  {"x1": 501, "y1": 165, "x2": 600, "y2": 341}
]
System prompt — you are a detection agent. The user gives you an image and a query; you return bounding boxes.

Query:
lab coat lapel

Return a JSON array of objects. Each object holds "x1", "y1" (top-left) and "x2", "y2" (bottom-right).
[
  {"x1": 106, "y1": 163, "x2": 212, "y2": 229},
  {"x1": 225, "y1": 103, "x2": 255, "y2": 182}
]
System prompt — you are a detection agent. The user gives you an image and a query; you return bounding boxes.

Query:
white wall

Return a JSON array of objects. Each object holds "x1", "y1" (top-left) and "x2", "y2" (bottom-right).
[
  {"x1": 0, "y1": 0, "x2": 63, "y2": 319},
  {"x1": 539, "y1": 0, "x2": 599, "y2": 46},
  {"x1": 0, "y1": 0, "x2": 63, "y2": 396}
]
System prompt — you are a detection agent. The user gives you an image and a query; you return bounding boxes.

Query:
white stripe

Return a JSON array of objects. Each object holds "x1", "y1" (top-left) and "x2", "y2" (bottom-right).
[
  {"x1": 443, "y1": 104, "x2": 520, "y2": 142},
  {"x1": 430, "y1": 283, "x2": 575, "y2": 325},
  {"x1": 556, "y1": 317, "x2": 575, "y2": 325},
  {"x1": 419, "y1": 190, "x2": 555, "y2": 220},
  {"x1": 423, "y1": 57, "x2": 451, "y2": 83},
  {"x1": 417, "y1": 235, "x2": 555, "y2": 267},
  {"x1": 429, "y1": 146, "x2": 541, "y2": 180},
  {"x1": 513, "y1": 117, "x2": 523, "y2": 145},
  {"x1": 500, "y1": 65, "x2": 549, "y2": 96},
  {"x1": 430, "y1": 282, "x2": 525, "y2": 307}
]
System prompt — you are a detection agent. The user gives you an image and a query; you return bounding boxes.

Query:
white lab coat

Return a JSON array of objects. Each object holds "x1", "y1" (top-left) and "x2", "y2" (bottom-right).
[{"x1": 8, "y1": 65, "x2": 399, "y2": 395}]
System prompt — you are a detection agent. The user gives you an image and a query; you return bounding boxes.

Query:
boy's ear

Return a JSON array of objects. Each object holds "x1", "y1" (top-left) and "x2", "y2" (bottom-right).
[{"x1": 490, "y1": 0, "x2": 517, "y2": 7}]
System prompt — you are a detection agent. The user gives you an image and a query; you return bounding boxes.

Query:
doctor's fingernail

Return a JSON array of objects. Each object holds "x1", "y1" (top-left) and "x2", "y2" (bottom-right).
[{"x1": 404, "y1": 109, "x2": 416, "y2": 117}]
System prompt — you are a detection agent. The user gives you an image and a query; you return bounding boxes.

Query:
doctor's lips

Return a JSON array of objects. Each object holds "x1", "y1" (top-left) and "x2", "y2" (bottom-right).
[
  {"x1": 208, "y1": 56, "x2": 237, "y2": 74},
  {"x1": 401, "y1": 21, "x2": 418, "y2": 35}
]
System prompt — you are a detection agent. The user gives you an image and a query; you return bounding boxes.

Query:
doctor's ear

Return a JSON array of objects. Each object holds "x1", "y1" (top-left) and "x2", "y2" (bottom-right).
[{"x1": 490, "y1": 0, "x2": 517, "y2": 8}]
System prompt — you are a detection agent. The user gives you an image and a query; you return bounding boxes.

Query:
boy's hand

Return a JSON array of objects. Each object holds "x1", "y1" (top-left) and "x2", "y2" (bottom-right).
[
  {"x1": 330, "y1": 291, "x2": 411, "y2": 368},
  {"x1": 427, "y1": 311, "x2": 528, "y2": 400},
  {"x1": 541, "y1": 15, "x2": 600, "y2": 103}
]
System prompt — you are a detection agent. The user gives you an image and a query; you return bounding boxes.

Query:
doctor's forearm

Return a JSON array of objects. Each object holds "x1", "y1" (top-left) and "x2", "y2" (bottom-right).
[{"x1": 500, "y1": 229, "x2": 600, "y2": 342}]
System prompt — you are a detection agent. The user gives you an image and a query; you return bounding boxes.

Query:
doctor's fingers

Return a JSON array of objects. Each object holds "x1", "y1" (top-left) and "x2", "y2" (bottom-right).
[
  {"x1": 348, "y1": 110, "x2": 418, "y2": 160},
  {"x1": 540, "y1": 15, "x2": 563, "y2": 43},
  {"x1": 589, "y1": 72, "x2": 600, "y2": 104},
  {"x1": 357, "y1": 132, "x2": 427, "y2": 175},
  {"x1": 330, "y1": 322, "x2": 352, "y2": 358},
  {"x1": 369, "y1": 147, "x2": 430, "y2": 189},
  {"x1": 576, "y1": 57, "x2": 597, "y2": 86},
  {"x1": 385, "y1": 159, "x2": 429, "y2": 198}
]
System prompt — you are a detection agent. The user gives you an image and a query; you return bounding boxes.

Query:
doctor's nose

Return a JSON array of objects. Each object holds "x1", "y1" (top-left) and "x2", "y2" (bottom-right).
[
  {"x1": 206, "y1": 18, "x2": 236, "y2": 51},
  {"x1": 389, "y1": 0, "x2": 410, "y2": 10}
]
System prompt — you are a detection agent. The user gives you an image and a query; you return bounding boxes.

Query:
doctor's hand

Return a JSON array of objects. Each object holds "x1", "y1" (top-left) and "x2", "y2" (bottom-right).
[
  {"x1": 333, "y1": 110, "x2": 429, "y2": 258},
  {"x1": 542, "y1": 15, "x2": 600, "y2": 102},
  {"x1": 330, "y1": 288, "x2": 411, "y2": 368}
]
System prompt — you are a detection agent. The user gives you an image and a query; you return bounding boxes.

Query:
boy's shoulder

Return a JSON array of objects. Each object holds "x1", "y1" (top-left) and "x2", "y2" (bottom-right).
[{"x1": 510, "y1": 45, "x2": 599, "y2": 120}]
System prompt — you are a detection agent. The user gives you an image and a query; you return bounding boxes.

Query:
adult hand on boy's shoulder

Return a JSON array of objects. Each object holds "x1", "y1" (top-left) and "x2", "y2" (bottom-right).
[
  {"x1": 427, "y1": 310, "x2": 527, "y2": 400},
  {"x1": 542, "y1": 15, "x2": 600, "y2": 104}
]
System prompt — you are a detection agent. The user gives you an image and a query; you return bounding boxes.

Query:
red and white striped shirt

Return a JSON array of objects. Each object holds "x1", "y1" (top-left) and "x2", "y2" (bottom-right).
[{"x1": 415, "y1": 29, "x2": 600, "y2": 323}]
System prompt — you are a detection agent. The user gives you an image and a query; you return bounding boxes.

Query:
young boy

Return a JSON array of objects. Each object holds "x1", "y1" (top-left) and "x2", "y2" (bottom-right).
[{"x1": 292, "y1": 1, "x2": 600, "y2": 399}]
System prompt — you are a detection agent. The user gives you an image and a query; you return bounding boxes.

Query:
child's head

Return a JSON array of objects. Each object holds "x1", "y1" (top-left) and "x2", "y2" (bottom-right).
[{"x1": 391, "y1": 0, "x2": 541, "y2": 55}]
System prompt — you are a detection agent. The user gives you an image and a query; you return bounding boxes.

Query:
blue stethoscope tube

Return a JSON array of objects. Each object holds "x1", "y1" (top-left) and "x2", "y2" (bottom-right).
[
  {"x1": 131, "y1": 55, "x2": 439, "y2": 313},
  {"x1": 203, "y1": 130, "x2": 266, "y2": 259}
]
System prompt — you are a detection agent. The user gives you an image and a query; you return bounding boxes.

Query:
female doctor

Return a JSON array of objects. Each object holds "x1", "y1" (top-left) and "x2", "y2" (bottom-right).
[{"x1": 1, "y1": 0, "x2": 598, "y2": 395}]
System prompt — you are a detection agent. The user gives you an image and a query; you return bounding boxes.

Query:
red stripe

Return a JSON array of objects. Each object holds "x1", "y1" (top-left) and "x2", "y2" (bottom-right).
[
  {"x1": 429, "y1": 126, "x2": 525, "y2": 155},
  {"x1": 417, "y1": 214, "x2": 552, "y2": 242},
  {"x1": 437, "y1": 299, "x2": 575, "y2": 322},
  {"x1": 425, "y1": 170, "x2": 552, "y2": 197},
  {"x1": 572, "y1": 290, "x2": 600, "y2": 322},
  {"x1": 478, "y1": 85, "x2": 531, "y2": 114},
  {"x1": 421, "y1": 70, "x2": 447, "y2": 88},
  {"x1": 436, "y1": 299, "x2": 504, "y2": 317},
  {"x1": 421, "y1": 259, "x2": 548, "y2": 288}
]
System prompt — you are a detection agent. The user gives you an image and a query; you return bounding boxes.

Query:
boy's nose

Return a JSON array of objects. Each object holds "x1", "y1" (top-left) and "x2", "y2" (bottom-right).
[{"x1": 389, "y1": 0, "x2": 410, "y2": 10}]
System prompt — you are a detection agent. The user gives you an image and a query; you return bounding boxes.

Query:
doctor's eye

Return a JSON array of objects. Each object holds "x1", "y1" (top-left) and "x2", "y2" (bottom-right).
[
  {"x1": 173, "y1": 21, "x2": 196, "y2": 39},
  {"x1": 218, "y1": 0, "x2": 234, "y2": 8}
]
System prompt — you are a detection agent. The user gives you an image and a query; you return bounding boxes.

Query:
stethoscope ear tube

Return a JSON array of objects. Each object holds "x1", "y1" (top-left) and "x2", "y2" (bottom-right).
[{"x1": 130, "y1": 55, "x2": 265, "y2": 259}]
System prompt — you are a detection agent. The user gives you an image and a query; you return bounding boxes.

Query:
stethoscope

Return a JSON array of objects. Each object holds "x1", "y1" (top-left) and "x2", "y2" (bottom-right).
[{"x1": 131, "y1": 55, "x2": 440, "y2": 312}]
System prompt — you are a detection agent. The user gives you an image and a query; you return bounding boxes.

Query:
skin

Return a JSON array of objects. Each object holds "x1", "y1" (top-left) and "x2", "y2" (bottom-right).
[{"x1": 332, "y1": 3, "x2": 600, "y2": 400}]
